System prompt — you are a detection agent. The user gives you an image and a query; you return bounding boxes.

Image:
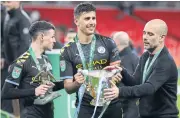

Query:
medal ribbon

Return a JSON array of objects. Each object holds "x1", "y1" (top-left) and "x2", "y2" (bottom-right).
[
  {"x1": 73, "y1": 35, "x2": 96, "y2": 118},
  {"x1": 142, "y1": 48, "x2": 163, "y2": 83}
]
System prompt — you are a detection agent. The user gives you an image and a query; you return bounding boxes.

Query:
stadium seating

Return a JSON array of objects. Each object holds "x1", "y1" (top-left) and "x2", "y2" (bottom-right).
[
  {"x1": 134, "y1": 9, "x2": 180, "y2": 38},
  {"x1": 24, "y1": 6, "x2": 180, "y2": 66}
]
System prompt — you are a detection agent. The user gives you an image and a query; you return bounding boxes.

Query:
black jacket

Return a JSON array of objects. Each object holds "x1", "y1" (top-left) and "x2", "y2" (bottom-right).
[
  {"x1": 120, "y1": 46, "x2": 179, "y2": 118},
  {"x1": 120, "y1": 47, "x2": 139, "y2": 75},
  {"x1": 1, "y1": 5, "x2": 6, "y2": 59},
  {"x1": 3, "y1": 7, "x2": 31, "y2": 64},
  {"x1": 119, "y1": 47, "x2": 139, "y2": 118}
]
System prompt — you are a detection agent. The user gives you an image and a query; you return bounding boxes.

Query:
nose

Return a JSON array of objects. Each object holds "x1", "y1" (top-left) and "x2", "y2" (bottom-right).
[
  {"x1": 89, "y1": 19, "x2": 93, "y2": 25},
  {"x1": 52, "y1": 37, "x2": 56, "y2": 42},
  {"x1": 143, "y1": 34, "x2": 148, "y2": 41},
  {"x1": 90, "y1": 18, "x2": 96, "y2": 25}
]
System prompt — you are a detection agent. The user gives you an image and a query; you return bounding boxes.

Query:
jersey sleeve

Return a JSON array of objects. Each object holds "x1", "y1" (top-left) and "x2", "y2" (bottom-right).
[
  {"x1": 5, "y1": 62, "x2": 24, "y2": 86},
  {"x1": 60, "y1": 48, "x2": 74, "y2": 80},
  {"x1": 106, "y1": 38, "x2": 120, "y2": 63}
]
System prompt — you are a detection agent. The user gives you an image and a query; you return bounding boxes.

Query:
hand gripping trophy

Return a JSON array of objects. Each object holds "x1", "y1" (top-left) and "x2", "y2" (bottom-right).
[
  {"x1": 78, "y1": 69, "x2": 120, "y2": 118},
  {"x1": 33, "y1": 65, "x2": 61, "y2": 105}
]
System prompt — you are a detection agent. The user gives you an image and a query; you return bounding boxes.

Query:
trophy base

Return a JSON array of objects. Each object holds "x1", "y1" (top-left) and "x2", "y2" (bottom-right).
[
  {"x1": 90, "y1": 98, "x2": 106, "y2": 106},
  {"x1": 34, "y1": 92, "x2": 61, "y2": 105}
]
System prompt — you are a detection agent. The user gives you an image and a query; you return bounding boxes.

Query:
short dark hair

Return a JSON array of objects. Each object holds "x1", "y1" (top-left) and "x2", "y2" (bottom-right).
[
  {"x1": 74, "y1": 2, "x2": 96, "y2": 18},
  {"x1": 29, "y1": 21, "x2": 55, "y2": 40}
]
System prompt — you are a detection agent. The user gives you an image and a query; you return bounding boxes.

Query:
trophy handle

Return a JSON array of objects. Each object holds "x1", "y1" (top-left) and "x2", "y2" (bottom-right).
[{"x1": 47, "y1": 71, "x2": 57, "y2": 82}]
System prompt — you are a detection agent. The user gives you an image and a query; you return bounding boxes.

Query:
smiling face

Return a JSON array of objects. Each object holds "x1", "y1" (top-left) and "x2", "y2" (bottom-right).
[
  {"x1": 41, "y1": 29, "x2": 56, "y2": 51},
  {"x1": 75, "y1": 11, "x2": 96, "y2": 36}
]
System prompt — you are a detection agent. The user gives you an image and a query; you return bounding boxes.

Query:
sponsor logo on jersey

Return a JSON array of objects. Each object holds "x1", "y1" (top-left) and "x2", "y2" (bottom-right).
[{"x1": 76, "y1": 59, "x2": 108, "y2": 69}]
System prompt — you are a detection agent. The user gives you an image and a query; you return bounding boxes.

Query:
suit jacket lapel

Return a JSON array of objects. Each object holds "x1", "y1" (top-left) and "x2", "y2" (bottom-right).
[
  {"x1": 140, "y1": 52, "x2": 149, "y2": 84},
  {"x1": 143, "y1": 47, "x2": 166, "y2": 83},
  {"x1": 144, "y1": 59, "x2": 158, "y2": 82}
]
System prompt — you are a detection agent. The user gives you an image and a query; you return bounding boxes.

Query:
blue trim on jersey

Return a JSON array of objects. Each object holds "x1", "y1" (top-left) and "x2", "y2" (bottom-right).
[
  {"x1": 61, "y1": 76, "x2": 73, "y2": 80},
  {"x1": 5, "y1": 79, "x2": 19, "y2": 86}
]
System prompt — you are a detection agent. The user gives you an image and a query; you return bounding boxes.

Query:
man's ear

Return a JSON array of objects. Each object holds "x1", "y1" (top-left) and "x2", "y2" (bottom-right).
[
  {"x1": 40, "y1": 33, "x2": 44, "y2": 40},
  {"x1": 160, "y1": 35, "x2": 165, "y2": 42},
  {"x1": 74, "y1": 17, "x2": 79, "y2": 26},
  {"x1": 36, "y1": 33, "x2": 43, "y2": 41}
]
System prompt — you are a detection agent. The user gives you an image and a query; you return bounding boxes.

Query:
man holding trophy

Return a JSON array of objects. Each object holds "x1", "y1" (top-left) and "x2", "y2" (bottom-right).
[
  {"x1": 103, "y1": 19, "x2": 179, "y2": 118},
  {"x1": 60, "y1": 2, "x2": 122, "y2": 118},
  {"x1": 2, "y1": 21, "x2": 64, "y2": 118}
]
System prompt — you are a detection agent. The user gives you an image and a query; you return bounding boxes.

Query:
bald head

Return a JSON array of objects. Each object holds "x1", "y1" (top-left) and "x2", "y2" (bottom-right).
[
  {"x1": 113, "y1": 31, "x2": 130, "y2": 51},
  {"x1": 145, "y1": 19, "x2": 168, "y2": 36},
  {"x1": 113, "y1": 31, "x2": 129, "y2": 46},
  {"x1": 143, "y1": 19, "x2": 168, "y2": 53}
]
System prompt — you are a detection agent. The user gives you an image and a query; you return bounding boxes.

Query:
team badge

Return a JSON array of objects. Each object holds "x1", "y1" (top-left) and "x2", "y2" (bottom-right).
[
  {"x1": 60, "y1": 60, "x2": 66, "y2": 72},
  {"x1": 97, "y1": 46, "x2": 106, "y2": 54},
  {"x1": 12, "y1": 66, "x2": 22, "y2": 79}
]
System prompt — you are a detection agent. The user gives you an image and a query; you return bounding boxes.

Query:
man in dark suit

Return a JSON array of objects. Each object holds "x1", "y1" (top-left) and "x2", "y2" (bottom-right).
[
  {"x1": 1, "y1": 2, "x2": 31, "y2": 116},
  {"x1": 1, "y1": 4, "x2": 14, "y2": 114},
  {"x1": 2, "y1": 1, "x2": 31, "y2": 65},
  {"x1": 113, "y1": 31, "x2": 139, "y2": 118},
  {"x1": 113, "y1": 31, "x2": 139, "y2": 75},
  {"x1": 104, "y1": 19, "x2": 179, "y2": 118}
]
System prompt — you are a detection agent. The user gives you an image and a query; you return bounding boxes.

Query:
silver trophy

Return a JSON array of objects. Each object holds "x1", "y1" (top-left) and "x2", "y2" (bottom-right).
[
  {"x1": 33, "y1": 65, "x2": 61, "y2": 105},
  {"x1": 79, "y1": 69, "x2": 119, "y2": 106},
  {"x1": 79, "y1": 69, "x2": 119, "y2": 118}
]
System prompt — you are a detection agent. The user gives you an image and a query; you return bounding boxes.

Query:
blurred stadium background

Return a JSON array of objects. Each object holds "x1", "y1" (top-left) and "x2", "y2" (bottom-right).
[{"x1": 1, "y1": 1, "x2": 180, "y2": 118}]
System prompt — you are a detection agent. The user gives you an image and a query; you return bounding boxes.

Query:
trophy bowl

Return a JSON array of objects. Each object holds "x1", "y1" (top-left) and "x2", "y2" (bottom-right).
[{"x1": 79, "y1": 69, "x2": 117, "y2": 106}]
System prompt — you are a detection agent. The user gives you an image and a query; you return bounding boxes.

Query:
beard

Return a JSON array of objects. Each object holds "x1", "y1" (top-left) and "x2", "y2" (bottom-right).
[{"x1": 147, "y1": 46, "x2": 157, "y2": 53}]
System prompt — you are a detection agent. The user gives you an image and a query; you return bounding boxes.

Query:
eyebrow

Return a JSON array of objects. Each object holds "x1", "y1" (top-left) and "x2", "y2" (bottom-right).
[{"x1": 144, "y1": 31, "x2": 155, "y2": 35}]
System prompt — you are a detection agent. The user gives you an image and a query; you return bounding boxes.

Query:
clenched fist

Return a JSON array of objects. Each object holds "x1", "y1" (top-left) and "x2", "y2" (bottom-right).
[
  {"x1": 74, "y1": 72, "x2": 85, "y2": 85},
  {"x1": 35, "y1": 85, "x2": 51, "y2": 97}
]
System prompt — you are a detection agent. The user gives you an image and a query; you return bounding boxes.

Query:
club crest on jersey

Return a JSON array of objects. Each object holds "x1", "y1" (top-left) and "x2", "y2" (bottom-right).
[
  {"x1": 12, "y1": 66, "x2": 22, "y2": 79},
  {"x1": 97, "y1": 46, "x2": 106, "y2": 54},
  {"x1": 60, "y1": 60, "x2": 66, "y2": 72}
]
